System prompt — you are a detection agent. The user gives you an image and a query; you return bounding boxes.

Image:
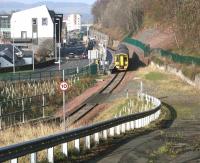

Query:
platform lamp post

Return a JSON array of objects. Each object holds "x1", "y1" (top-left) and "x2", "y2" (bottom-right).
[{"x1": 12, "y1": 21, "x2": 16, "y2": 73}]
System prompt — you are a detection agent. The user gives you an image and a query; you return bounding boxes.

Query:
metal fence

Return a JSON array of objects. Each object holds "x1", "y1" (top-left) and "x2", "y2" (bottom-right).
[
  {"x1": 0, "y1": 64, "x2": 98, "y2": 82},
  {"x1": 123, "y1": 37, "x2": 200, "y2": 65},
  {"x1": 0, "y1": 93, "x2": 161, "y2": 163},
  {"x1": 0, "y1": 94, "x2": 49, "y2": 129}
]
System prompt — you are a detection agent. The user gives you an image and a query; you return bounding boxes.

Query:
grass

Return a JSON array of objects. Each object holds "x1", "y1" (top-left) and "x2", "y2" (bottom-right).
[{"x1": 145, "y1": 72, "x2": 168, "y2": 81}]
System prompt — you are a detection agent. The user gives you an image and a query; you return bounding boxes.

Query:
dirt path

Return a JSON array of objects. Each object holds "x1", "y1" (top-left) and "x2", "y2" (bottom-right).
[{"x1": 86, "y1": 66, "x2": 200, "y2": 163}]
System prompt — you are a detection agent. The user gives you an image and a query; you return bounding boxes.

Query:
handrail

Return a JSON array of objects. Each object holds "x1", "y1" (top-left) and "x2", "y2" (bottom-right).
[{"x1": 0, "y1": 93, "x2": 161, "y2": 162}]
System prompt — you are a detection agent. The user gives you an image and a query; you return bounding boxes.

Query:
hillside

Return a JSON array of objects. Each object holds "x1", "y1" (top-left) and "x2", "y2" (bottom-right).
[{"x1": 92, "y1": 0, "x2": 200, "y2": 56}]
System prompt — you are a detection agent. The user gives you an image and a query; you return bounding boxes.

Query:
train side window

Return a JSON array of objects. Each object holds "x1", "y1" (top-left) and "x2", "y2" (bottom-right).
[
  {"x1": 116, "y1": 56, "x2": 120, "y2": 62},
  {"x1": 124, "y1": 57, "x2": 127, "y2": 62}
]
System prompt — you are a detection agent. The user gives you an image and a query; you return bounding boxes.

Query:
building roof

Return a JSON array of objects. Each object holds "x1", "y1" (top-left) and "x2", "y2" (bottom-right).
[{"x1": 0, "y1": 44, "x2": 25, "y2": 65}]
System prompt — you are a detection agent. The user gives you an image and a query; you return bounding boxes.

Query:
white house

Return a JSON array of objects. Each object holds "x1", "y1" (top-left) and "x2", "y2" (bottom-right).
[
  {"x1": 11, "y1": 5, "x2": 63, "y2": 47},
  {"x1": 65, "y1": 14, "x2": 81, "y2": 32}
]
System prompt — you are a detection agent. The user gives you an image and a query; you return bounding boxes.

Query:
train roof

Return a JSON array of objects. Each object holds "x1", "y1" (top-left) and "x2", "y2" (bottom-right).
[{"x1": 115, "y1": 44, "x2": 129, "y2": 55}]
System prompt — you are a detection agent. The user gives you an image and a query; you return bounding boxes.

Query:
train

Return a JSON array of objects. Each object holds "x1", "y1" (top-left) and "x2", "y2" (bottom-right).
[{"x1": 109, "y1": 44, "x2": 129, "y2": 71}]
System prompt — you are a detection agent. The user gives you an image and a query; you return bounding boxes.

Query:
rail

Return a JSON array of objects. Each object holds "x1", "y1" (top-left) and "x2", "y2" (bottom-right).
[{"x1": 0, "y1": 93, "x2": 161, "y2": 163}]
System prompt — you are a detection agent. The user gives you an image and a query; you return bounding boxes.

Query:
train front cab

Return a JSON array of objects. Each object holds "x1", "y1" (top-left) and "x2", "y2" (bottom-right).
[{"x1": 114, "y1": 54, "x2": 129, "y2": 71}]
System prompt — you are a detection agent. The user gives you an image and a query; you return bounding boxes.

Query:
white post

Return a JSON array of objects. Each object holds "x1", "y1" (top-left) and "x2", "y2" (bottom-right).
[
  {"x1": 11, "y1": 158, "x2": 18, "y2": 163},
  {"x1": 103, "y1": 130, "x2": 107, "y2": 140},
  {"x1": 126, "y1": 122, "x2": 130, "y2": 131},
  {"x1": 42, "y1": 94, "x2": 45, "y2": 118},
  {"x1": 140, "y1": 81, "x2": 143, "y2": 93},
  {"x1": 47, "y1": 147, "x2": 54, "y2": 163},
  {"x1": 131, "y1": 121, "x2": 135, "y2": 130},
  {"x1": 30, "y1": 153, "x2": 37, "y2": 163},
  {"x1": 74, "y1": 139, "x2": 80, "y2": 152},
  {"x1": 22, "y1": 99, "x2": 24, "y2": 123},
  {"x1": 0, "y1": 104, "x2": 2, "y2": 130},
  {"x1": 76, "y1": 67, "x2": 79, "y2": 74},
  {"x1": 62, "y1": 143, "x2": 68, "y2": 157},
  {"x1": 63, "y1": 70, "x2": 66, "y2": 131},
  {"x1": 109, "y1": 127, "x2": 115, "y2": 137},
  {"x1": 94, "y1": 132, "x2": 99, "y2": 144},
  {"x1": 85, "y1": 135, "x2": 90, "y2": 149},
  {"x1": 116, "y1": 125, "x2": 120, "y2": 135},
  {"x1": 121, "y1": 123, "x2": 126, "y2": 133}
]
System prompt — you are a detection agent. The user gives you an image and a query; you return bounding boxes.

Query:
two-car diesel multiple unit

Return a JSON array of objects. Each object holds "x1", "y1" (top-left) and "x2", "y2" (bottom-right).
[{"x1": 114, "y1": 44, "x2": 129, "y2": 71}]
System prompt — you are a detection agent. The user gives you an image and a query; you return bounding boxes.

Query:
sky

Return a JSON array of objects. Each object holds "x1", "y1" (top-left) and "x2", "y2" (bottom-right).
[{"x1": 2, "y1": 0, "x2": 96, "y2": 4}]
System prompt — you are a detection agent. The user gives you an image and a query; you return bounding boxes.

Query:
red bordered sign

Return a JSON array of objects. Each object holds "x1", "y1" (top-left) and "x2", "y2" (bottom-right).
[{"x1": 60, "y1": 82, "x2": 68, "y2": 91}]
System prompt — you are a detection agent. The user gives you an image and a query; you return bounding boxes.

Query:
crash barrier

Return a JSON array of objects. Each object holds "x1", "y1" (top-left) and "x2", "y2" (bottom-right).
[{"x1": 0, "y1": 93, "x2": 161, "y2": 163}]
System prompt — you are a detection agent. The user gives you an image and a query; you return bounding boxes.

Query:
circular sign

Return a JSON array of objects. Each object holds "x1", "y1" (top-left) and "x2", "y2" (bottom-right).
[{"x1": 60, "y1": 82, "x2": 68, "y2": 91}]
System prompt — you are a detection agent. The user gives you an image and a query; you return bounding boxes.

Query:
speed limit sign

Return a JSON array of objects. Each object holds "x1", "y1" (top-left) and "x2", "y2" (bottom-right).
[{"x1": 60, "y1": 82, "x2": 68, "y2": 91}]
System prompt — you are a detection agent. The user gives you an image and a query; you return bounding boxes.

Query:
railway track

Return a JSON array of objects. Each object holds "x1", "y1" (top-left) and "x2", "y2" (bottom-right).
[{"x1": 66, "y1": 71, "x2": 126, "y2": 126}]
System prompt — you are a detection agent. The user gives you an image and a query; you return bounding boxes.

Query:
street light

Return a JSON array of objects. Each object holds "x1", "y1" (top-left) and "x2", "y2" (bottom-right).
[
  {"x1": 12, "y1": 21, "x2": 15, "y2": 73},
  {"x1": 56, "y1": 18, "x2": 61, "y2": 71},
  {"x1": 54, "y1": 22, "x2": 57, "y2": 61},
  {"x1": 32, "y1": 38, "x2": 35, "y2": 71}
]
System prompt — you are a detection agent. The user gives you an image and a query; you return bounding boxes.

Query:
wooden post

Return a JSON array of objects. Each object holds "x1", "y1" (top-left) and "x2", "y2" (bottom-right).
[{"x1": 22, "y1": 98, "x2": 24, "y2": 123}]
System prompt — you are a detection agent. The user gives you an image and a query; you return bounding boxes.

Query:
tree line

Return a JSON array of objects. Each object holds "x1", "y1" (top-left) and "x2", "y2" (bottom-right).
[{"x1": 92, "y1": 0, "x2": 200, "y2": 53}]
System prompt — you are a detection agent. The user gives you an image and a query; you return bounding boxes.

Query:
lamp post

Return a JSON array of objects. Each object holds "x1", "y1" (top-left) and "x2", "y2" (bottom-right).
[
  {"x1": 32, "y1": 39, "x2": 34, "y2": 71},
  {"x1": 54, "y1": 22, "x2": 57, "y2": 61},
  {"x1": 12, "y1": 21, "x2": 15, "y2": 73},
  {"x1": 56, "y1": 18, "x2": 61, "y2": 71}
]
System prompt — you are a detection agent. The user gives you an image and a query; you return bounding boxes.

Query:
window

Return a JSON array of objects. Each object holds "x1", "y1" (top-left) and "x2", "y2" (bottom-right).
[
  {"x1": 42, "y1": 18, "x2": 48, "y2": 26},
  {"x1": 32, "y1": 18, "x2": 37, "y2": 25},
  {"x1": 21, "y1": 31, "x2": 27, "y2": 39}
]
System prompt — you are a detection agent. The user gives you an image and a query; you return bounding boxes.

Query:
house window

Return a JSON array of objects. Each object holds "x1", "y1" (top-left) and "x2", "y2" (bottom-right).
[
  {"x1": 21, "y1": 31, "x2": 27, "y2": 39},
  {"x1": 42, "y1": 18, "x2": 48, "y2": 26},
  {"x1": 32, "y1": 18, "x2": 37, "y2": 25}
]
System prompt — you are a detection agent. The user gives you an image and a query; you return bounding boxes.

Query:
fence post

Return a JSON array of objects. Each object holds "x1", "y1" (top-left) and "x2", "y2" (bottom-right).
[
  {"x1": 85, "y1": 135, "x2": 90, "y2": 149},
  {"x1": 30, "y1": 153, "x2": 37, "y2": 163},
  {"x1": 94, "y1": 132, "x2": 99, "y2": 144},
  {"x1": 62, "y1": 143, "x2": 68, "y2": 157},
  {"x1": 22, "y1": 98, "x2": 25, "y2": 123},
  {"x1": 0, "y1": 104, "x2": 2, "y2": 130},
  {"x1": 116, "y1": 125, "x2": 121, "y2": 135},
  {"x1": 42, "y1": 94, "x2": 45, "y2": 118},
  {"x1": 74, "y1": 139, "x2": 80, "y2": 152},
  {"x1": 109, "y1": 127, "x2": 115, "y2": 137},
  {"x1": 103, "y1": 130, "x2": 107, "y2": 140},
  {"x1": 11, "y1": 158, "x2": 18, "y2": 163},
  {"x1": 47, "y1": 147, "x2": 54, "y2": 163}
]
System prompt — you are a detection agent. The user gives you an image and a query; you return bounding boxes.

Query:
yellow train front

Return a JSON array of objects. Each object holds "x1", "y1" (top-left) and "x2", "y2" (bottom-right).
[{"x1": 114, "y1": 44, "x2": 129, "y2": 71}]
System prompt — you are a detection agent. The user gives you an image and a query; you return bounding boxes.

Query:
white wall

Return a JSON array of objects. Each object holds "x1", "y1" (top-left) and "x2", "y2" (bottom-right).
[
  {"x1": 0, "y1": 57, "x2": 13, "y2": 67},
  {"x1": 66, "y1": 14, "x2": 81, "y2": 32},
  {"x1": 11, "y1": 5, "x2": 54, "y2": 39}
]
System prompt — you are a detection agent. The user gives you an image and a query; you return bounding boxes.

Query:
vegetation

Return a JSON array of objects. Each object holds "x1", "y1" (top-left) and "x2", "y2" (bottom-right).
[
  {"x1": 92, "y1": 0, "x2": 200, "y2": 55},
  {"x1": 145, "y1": 72, "x2": 167, "y2": 81}
]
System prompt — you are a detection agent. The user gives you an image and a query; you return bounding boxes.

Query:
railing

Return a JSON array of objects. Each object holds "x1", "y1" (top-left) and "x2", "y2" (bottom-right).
[
  {"x1": 0, "y1": 64, "x2": 98, "y2": 82},
  {"x1": 0, "y1": 93, "x2": 161, "y2": 163}
]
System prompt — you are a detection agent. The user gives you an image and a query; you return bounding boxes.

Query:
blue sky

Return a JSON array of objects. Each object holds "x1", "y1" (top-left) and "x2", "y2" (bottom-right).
[{"x1": 4, "y1": 0, "x2": 96, "y2": 4}]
